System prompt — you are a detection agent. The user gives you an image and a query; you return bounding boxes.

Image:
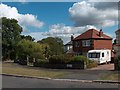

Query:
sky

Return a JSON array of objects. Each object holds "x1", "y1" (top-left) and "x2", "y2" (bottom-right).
[{"x1": 0, "y1": 0, "x2": 119, "y2": 44}]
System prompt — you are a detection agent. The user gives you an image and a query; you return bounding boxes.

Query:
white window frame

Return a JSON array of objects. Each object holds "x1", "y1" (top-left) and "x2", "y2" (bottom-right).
[{"x1": 82, "y1": 40, "x2": 91, "y2": 47}]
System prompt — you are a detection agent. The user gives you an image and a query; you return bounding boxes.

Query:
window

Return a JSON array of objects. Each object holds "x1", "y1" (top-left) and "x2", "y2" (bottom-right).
[
  {"x1": 102, "y1": 53, "x2": 104, "y2": 57},
  {"x1": 82, "y1": 40, "x2": 91, "y2": 47},
  {"x1": 75, "y1": 41, "x2": 80, "y2": 47},
  {"x1": 88, "y1": 53, "x2": 100, "y2": 58}
]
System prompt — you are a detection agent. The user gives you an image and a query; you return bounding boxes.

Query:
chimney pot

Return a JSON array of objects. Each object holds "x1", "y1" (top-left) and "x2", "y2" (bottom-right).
[
  {"x1": 71, "y1": 35, "x2": 74, "y2": 41},
  {"x1": 99, "y1": 29, "x2": 103, "y2": 37}
]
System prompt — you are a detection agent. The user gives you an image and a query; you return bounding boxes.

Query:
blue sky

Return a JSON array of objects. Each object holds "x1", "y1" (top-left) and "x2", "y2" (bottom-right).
[
  {"x1": 0, "y1": 1, "x2": 118, "y2": 43},
  {"x1": 3, "y1": 2, "x2": 74, "y2": 31}
]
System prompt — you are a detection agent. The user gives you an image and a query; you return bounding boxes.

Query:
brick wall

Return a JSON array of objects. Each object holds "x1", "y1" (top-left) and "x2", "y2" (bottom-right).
[
  {"x1": 73, "y1": 39, "x2": 112, "y2": 56},
  {"x1": 93, "y1": 39, "x2": 112, "y2": 50}
]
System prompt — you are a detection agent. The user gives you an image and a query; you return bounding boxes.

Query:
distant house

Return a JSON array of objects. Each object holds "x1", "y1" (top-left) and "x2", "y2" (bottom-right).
[
  {"x1": 114, "y1": 29, "x2": 120, "y2": 57},
  {"x1": 64, "y1": 35, "x2": 74, "y2": 54},
  {"x1": 72, "y1": 29, "x2": 113, "y2": 57}
]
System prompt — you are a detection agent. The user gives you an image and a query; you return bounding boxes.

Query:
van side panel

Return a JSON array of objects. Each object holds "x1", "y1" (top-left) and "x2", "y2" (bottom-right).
[{"x1": 87, "y1": 50, "x2": 111, "y2": 64}]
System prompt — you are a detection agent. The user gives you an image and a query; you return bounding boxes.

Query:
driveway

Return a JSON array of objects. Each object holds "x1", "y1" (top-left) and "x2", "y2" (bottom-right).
[{"x1": 88, "y1": 63, "x2": 114, "y2": 70}]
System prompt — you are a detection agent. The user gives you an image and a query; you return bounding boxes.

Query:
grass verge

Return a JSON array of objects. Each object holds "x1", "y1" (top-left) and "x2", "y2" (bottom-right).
[
  {"x1": 100, "y1": 71, "x2": 120, "y2": 81},
  {"x1": 2, "y1": 62, "x2": 68, "y2": 78}
]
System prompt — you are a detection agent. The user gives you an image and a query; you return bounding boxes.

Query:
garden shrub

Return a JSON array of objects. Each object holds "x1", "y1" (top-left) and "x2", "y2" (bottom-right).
[
  {"x1": 32, "y1": 52, "x2": 45, "y2": 60},
  {"x1": 49, "y1": 55, "x2": 65, "y2": 64},
  {"x1": 69, "y1": 56, "x2": 83, "y2": 64},
  {"x1": 72, "y1": 56, "x2": 88, "y2": 65},
  {"x1": 18, "y1": 54, "x2": 27, "y2": 65},
  {"x1": 86, "y1": 60, "x2": 98, "y2": 68},
  {"x1": 69, "y1": 55, "x2": 97, "y2": 68},
  {"x1": 115, "y1": 55, "x2": 120, "y2": 70},
  {"x1": 34, "y1": 59, "x2": 49, "y2": 67},
  {"x1": 33, "y1": 54, "x2": 97, "y2": 69}
]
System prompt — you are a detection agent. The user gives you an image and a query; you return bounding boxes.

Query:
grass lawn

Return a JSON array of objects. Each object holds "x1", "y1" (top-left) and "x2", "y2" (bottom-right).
[
  {"x1": 2, "y1": 62, "x2": 120, "y2": 81},
  {"x1": 2, "y1": 62, "x2": 69, "y2": 78}
]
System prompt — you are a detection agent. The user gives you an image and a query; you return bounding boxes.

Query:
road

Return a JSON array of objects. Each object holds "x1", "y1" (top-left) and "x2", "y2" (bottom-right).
[{"x1": 2, "y1": 75, "x2": 119, "y2": 88}]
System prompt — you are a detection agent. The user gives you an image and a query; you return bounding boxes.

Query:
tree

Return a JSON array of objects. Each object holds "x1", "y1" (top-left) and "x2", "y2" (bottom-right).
[
  {"x1": 17, "y1": 39, "x2": 48, "y2": 61},
  {"x1": 37, "y1": 37, "x2": 64, "y2": 56},
  {"x1": 21, "y1": 35, "x2": 35, "y2": 41},
  {"x1": 113, "y1": 39, "x2": 117, "y2": 45},
  {"x1": 2, "y1": 17, "x2": 22, "y2": 60}
]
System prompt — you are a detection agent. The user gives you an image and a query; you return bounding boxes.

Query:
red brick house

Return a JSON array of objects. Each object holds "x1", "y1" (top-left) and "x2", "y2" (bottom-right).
[{"x1": 72, "y1": 29, "x2": 113, "y2": 56}]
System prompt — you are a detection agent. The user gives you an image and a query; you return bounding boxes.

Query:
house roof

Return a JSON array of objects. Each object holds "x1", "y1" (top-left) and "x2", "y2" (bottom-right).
[
  {"x1": 73, "y1": 29, "x2": 112, "y2": 40},
  {"x1": 64, "y1": 41, "x2": 72, "y2": 46},
  {"x1": 116, "y1": 29, "x2": 120, "y2": 33}
]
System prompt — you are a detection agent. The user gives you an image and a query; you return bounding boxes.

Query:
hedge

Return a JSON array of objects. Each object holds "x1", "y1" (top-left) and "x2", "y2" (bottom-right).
[
  {"x1": 114, "y1": 55, "x2": 120, "y2": 70},
  {"x1": 34, "y1": 55, "x2": 97, "y2": 69}
]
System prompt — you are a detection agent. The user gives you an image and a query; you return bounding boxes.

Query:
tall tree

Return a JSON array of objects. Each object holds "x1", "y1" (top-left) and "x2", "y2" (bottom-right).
[
  {"x1": 37, "y1": 37, "x2": 64, "y2": 56},
  {"x1": 113, "y1": 39, "x2": 117, "y2": 45},
  {"x1": 2, "y1": 17, "x2": 22, "y2": 60},
  {"x1": 21, "y1": 35, "x2": 35, "y2": 41}
]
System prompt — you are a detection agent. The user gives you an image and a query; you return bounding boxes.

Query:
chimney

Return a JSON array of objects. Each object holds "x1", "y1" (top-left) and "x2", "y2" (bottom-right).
[
  {"x1": 99, "y1": 29, "x2": 103, "y2": 37},
  {"x1": 71, "y1": 35, "x2": 74, "y2": 41}
]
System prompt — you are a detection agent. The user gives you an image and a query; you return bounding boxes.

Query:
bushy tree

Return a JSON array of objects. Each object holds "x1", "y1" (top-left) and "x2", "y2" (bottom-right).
[
  {"x1": 21, "y1": 35, "x2": 35, "y2": 41},
  {"x1": 2, "y1": 17, "x2": 22, "y2": 60},
  {"x1": 115, "y1": 55, "x2": 120, "y2": 70},
  {"x1": 17, "y1": 39, "x2": 49, "y2": 61},
  {"x1": 37, "y1": 37, "x2": 64, "y2": 56}
]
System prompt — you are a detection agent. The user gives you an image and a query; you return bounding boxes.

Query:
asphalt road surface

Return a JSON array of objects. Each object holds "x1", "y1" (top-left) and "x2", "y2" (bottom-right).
[{"x1": 2, "y1": 75, "x2": 119, "y2": 88}]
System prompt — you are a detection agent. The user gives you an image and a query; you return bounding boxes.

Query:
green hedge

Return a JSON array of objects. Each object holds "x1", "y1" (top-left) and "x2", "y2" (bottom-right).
[
  {"x1": 86, "y1": 60, "x2": 98, "y2": 68},
  {"x1": 49, "y1": 55, "x2": 66, "y2": 64},
  {"x1": 114, "y1": 55, "x2": 120, "y2": 70},
  {"x1": 33, "y1": 55, "x2": 97, "y2": 69},
  {"x1": 33, "y1": 59, "x2": 49, "y2": 67},
  {"x1": 49, "y1": 55, "x2": 97, "y2": 68}
]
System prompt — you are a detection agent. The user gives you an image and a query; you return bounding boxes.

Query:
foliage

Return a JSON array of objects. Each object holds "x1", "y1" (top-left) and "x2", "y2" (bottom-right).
[
  {"x1": 2, "y1": 17, "x2": 22, "y2": 60},
  {"x1": 86, "y1": 60, "x2": 98, "y2": 68},
  {"x1": 49, "y1": 55, "x2": 65, "y2": 64},
  {"x1": 49, "y1": 55, "x2": 97, "y2": 68},
  {"x1": 115, "y1": 55, "x2": 120, "y2": 70},
  {"x1": 113, "y1": 39, "x2": 116, "y2": 45},
  {"x1": 73, "y1": 56, "x2": 89, "y2": 64},
  {"x1": 17, "y1": 39, "x2": 48, "y2": 61},
  {"x1": 34, "y1": 59, "x2": 49, "y2": 67},
  {"x1": 21, "y1": 35, "x2": 35, "y2": 41},
  {"x1": 37, "y1": 37, "x2": 64, "y2": 56}
]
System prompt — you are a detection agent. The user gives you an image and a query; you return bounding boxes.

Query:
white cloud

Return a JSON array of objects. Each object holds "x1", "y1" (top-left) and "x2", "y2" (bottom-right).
[
  {"x1": 69, "y1": 1, "x2": 118, "y2": 27},
  {"x1": 18, "y1": 0, "x2": 26, "y2": 2},
  {"x1": 22, "y1": 32, "x2": 48, "y2": 42},
  {"x1": 43, "y1": 24, "x2": 98, "y2": 44},
  {"x1": 89, "y1": 0, "x2": 119, "y2": 2},
  {"x1": 0, "y1": 3, "x2": 44, "y2": 31},
  {"x1": 19, "y1": 14, "x2": 43, "y2": 28}
]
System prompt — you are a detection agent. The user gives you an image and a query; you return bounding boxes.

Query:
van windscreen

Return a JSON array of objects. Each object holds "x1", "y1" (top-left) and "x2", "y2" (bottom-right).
[{"x1": 88, "y1": 52, "x2": 100, "y2": 58}]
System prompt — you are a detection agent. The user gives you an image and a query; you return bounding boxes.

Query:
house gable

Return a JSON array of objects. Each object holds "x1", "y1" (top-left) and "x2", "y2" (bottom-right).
[
  {"x1": 73, "y1": 29, "x2": 113, "y2": 56},
  {"x1": 73, "y1": 29, "x2": 112, "y2": 40}
]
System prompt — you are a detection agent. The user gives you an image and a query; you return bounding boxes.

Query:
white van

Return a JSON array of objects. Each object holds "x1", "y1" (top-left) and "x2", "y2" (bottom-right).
[{"x1": 87, "y1": 49, "x2": 111, "y2": 64}]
